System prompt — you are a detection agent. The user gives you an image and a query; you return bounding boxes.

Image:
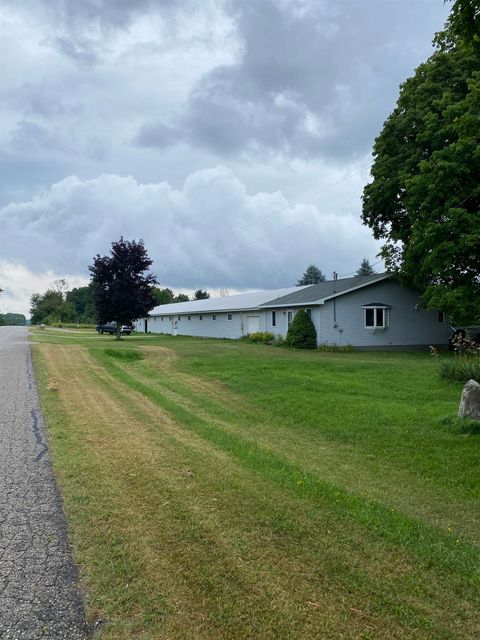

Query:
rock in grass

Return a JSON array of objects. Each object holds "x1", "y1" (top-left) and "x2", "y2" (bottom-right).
[{"x1": 458, "y1": 379, "x2": 480, "y2": 421}]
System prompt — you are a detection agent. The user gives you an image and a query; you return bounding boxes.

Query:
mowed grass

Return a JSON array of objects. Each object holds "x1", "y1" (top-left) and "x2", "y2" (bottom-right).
[{"x1": 31, "y1": 329, "x2": 480, "y2": 639}]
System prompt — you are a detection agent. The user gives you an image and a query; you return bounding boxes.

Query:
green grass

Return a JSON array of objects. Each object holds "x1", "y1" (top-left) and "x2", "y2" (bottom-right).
[{"x1": 31, "y1": 329, "x2": 480, "y2": 639}]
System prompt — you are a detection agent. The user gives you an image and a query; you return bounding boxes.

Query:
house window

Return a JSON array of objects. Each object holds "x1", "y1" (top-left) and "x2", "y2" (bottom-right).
[
  {"x1": 178, "y1": 316, "x2": 181, "y2": 321},
  {"x1": 363, "y1": 305, "x2": 389, "y2": 330},
  {"x1": 227, "y1": 313, "x2": 233, "y2": 321},
  {"x1": 188, "y1": 315, "x2": 191, "y2": 321},
  {"x1": 199, "y1": 315, "x2": 203, "y2": 320},
  {"x1": 161, "y1": 317, "x2": 163, "y2": 322},
  {"x1": 212, "y1": 315, "x2": 216, "y2": 320},
  {"x1": 168, "y1": 316, "x2": 172, "y2": 321},
  {"x1": 305, "y1": 309, "x2": 312, "y2": 319},
  {"x1": 272, "y1": 311, "x2": 276, "y2": 327},
  {"x1": 287, "y1": 310, "x2": 294, "y2": 327},
  {"x1": 438, "y1": 311, "x2": 445, "y2": 323}
]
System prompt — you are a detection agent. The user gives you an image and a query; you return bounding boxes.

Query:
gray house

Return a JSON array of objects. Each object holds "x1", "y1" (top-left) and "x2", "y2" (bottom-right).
[{"x1": 135, "y1": 273, "x2": 450, "y2": 348}]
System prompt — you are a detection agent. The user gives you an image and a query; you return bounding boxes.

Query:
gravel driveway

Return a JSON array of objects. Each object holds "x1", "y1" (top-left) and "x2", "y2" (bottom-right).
[{"x1": 0, "y1": 327, "x2": 89, "y2": 639}]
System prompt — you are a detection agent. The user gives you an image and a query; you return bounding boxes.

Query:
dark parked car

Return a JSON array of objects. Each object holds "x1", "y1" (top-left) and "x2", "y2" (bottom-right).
[{"x1": 96, "y1": 323, "x2": 132, "y2": 335}]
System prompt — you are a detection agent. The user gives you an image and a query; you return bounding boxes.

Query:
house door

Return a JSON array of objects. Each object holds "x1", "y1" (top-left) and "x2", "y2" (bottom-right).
[{"x1": 247, "y1": 315, "x2": 260, "y2": 334}]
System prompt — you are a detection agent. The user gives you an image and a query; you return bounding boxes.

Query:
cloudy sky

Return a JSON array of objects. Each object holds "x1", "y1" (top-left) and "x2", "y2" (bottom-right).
[{"x1": 0, "y1": 0, "x2": 450, "y2": 316}]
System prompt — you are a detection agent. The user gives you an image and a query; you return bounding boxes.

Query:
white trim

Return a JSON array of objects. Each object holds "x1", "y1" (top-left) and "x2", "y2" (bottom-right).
[{"x1": 364, "y1": 306, "x2": 389, "y2": 332}]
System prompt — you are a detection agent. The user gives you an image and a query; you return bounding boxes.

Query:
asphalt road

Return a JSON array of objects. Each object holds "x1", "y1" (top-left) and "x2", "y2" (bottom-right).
[{"x1": 0, "y1": 327, "x2": 89, "y2": 639}]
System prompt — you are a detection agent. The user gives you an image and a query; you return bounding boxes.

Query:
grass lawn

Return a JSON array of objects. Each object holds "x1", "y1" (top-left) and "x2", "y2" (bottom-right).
[{"x1": 31, "y1": 329, "x2": 480, "y2": 639}]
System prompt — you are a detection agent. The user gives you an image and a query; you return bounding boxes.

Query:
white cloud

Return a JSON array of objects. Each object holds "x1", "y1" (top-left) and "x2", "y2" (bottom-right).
[
  {"x1": 0, "y1": 166, "x2": 381, "y2": 317},
  {"x1": 0, "y1": 261, "x2": 88, "y2": 316}
]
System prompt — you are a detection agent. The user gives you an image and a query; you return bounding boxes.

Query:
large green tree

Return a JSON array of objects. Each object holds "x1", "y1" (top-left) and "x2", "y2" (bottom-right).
[
  {"x1": 89, "y1": 238, "x2": 157, "y2": 340},
  {"x1": 30, "y1": 290, "x2": 72, "y2": 325},
  {"x1": 362, "y1": 0, "x2": 480, "y2": 323},
  {"x1": 66, "y1": 284, "x2": 95, "y2": 323}
]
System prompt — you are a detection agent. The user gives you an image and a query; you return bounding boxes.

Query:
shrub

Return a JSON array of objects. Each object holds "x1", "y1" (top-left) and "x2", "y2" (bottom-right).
[
  {"x1": 317, "y1": 343, "x2": 356, "y2": 353},
  {"x1": 245, "y1": 332, "x2": 275, "y2": 344},
  {"x1": 286, "y1": 310, "x2": 317, "y2": 349},
  {"x1": 438, "y1": 357, "x2": 480, "y2": 383},
  {"x1": 433, "y1": 331, "x2": 480, "y2": 383}
]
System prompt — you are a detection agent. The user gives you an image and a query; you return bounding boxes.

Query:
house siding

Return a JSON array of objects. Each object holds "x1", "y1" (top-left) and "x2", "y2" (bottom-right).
[
  {"x1": 315, "y1": 280, "x2": 449, "y2": 347},
  {"x1": 136, "y1": 312, "x2": 245, "y2": 339},
  {"x1": 135, "y1": 279, "x2": 449, "y2": 349}
]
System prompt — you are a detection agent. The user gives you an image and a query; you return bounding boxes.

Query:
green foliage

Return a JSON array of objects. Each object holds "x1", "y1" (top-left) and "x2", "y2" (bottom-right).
[
  {"x1": 153, "y1": 287, "x2": 174, "y2": 305},
  {"x1": 66, "y1": 285, "x2": 95, "y2": 323},
  {"x1": 362, "y1": 0, "x2": 480, "y2": 324},
  {"x1": 244, "y1": 331, "x2": 275, "y2": 344},
  {"x1": 193, "y1": 289, "x2": 210, "y2": 300},
  {"x1": 286, "y1": 309, "x2": 317, "y2": 349},
  {"x1": 317, "y1": 343, "x2": 356, "y2": 353},
  {"x1": 0, "y1": 313, "x2": 27, "y2": 326},
  {"x1": 104, "y1": 348, "x2": 144, "y2": 362},
  {"x1": 174, "y1": 293, "x2": 190, "y2": 303},
  {"x1": 30, "y1": 289, "x2": 72, "y2": 325},
  {"x1": 438, "y1": 357, "x2": 480, "y2": 383},
  {"x1": 297, "y1": 264, "x2": 325, "y2": 286},
  {"x1": 433, "y1": 330, "x2": 480, "y2": 383},
  {"x1": 355, "y1": 258, "x2": 376, "y2": 277},
  {"x1": 89, "y1": 238, "x2": 157, "y2": 339}
]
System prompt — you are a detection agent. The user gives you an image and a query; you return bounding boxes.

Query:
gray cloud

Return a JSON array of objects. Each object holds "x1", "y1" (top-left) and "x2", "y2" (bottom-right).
[{"x1": 138, "y1": 0, "x2": 450, "y2": 159}]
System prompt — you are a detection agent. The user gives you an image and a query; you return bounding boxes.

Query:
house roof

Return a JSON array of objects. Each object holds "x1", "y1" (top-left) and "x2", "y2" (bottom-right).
[
  {"x1": 259, "y1": 273, "x2": 391, "y2": 308},
  {"x1": 149, "y1": 286, "x2": 309, "y2": 316}
]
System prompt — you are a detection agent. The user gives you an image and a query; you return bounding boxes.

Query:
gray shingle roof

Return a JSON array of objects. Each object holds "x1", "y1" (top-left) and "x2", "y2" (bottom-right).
[
  {"x1": 149, "y1": 285, "x2": 309, "y2": 316},
  {"x1": 260, "y1": 273, "x2": 390, "y2": 307}
]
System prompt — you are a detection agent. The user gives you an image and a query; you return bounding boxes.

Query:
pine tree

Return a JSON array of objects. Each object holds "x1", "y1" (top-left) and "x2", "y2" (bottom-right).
[
  {"x1": 356, "y1": 258, "x2": 376, "y2": 277},
  {"x1": 297, "y1": 265, "x2": 326, "y2": 286},
  {"x1": 286, "y1": 309, "x2": 317, "y2": 349}
]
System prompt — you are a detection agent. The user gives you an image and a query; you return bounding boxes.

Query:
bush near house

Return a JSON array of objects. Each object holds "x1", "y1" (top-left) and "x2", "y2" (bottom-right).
[
  {"x1": 432, "y1": 332, "x2": 480, "y2": 383},
  {"x1": 244, "y1": 332, "x2": 274, "y2": 344},
  {"x1": 286, "y1": 309, "x2": 317, "y2": 349}
]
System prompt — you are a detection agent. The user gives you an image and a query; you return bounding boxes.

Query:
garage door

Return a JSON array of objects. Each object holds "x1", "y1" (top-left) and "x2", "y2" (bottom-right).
[{"x1": 247, "y1": 315, "x2": 260, "y2": 334}]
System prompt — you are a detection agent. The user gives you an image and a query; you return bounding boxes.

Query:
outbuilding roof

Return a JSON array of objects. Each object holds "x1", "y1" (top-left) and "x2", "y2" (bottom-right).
[
  {"x1": 149, "y1": 286, "x2": 309, "y2": 316},
  {"x1": 259, "y1": 273, "x2": 390, "y2": 308}
]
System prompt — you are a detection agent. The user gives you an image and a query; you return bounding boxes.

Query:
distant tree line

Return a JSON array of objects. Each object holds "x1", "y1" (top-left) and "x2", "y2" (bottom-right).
[
  {"x1": 0, "y1": 288, "x2": 27, "y2": 325},
  {"x1": 29, "y1": 278, "x2": 211, "y2": 326},
  {"x1": 0, "y1": 313, "x2": 27, "y2": 326}
]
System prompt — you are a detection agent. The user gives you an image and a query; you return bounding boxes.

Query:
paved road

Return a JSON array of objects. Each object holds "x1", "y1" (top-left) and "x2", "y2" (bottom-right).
[{"x1": 0, "y1": 327, "x2": 89, "y2": 639}]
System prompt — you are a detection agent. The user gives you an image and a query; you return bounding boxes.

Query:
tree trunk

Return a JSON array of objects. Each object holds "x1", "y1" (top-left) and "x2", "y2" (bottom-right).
[{"x1": 116, "y1": 321, "x2": 121, "y2": 341}]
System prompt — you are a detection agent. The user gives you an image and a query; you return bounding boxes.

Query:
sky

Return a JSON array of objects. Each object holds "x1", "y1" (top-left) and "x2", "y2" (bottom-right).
[{"x1": 0, "y1": 0, "x2": 451, "y2": 316}]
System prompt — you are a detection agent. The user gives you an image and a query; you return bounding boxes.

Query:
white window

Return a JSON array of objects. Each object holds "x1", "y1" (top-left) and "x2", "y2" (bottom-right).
[
  {"x1": 161, "y1": 317, "x2": 163, "y2": 322},
  {"x1": 212, "y1": 314, "x2": 216, "y2": 320},
  {"x1": 227, "y1": 313, "x2": 233, "y2": 321},
  {"x1": 188, "y1": 315, "x2": 191, "y2": 321},
  {"x1": 199, "y1": 315, "x2": 203, "y2": 321},
  {"x1": 178, "y1": 316, "x2": 181, "y2": 321},
  {"x1": 362, "y1": 304, "x2": 389, "y2": 331},
  {"x1": 305, "y1": 309, "x2": 312, "y2": 319},
  {"x1": 287, "y1": 310, "x2": 294, "y2": 327},
  {"x1": 272, "y1": 311, "x2": 276, "y2": 327}
]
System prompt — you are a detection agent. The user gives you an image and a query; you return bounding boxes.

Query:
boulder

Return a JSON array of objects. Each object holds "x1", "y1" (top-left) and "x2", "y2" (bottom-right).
[{"x1": 458, "y1": 379, "x2": 480, "y2": 421}]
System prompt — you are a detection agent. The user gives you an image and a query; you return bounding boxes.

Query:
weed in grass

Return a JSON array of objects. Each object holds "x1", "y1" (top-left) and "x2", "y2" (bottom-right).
[{"x1": 103, "y1": 348, "x2": 144, "y2": 361}]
